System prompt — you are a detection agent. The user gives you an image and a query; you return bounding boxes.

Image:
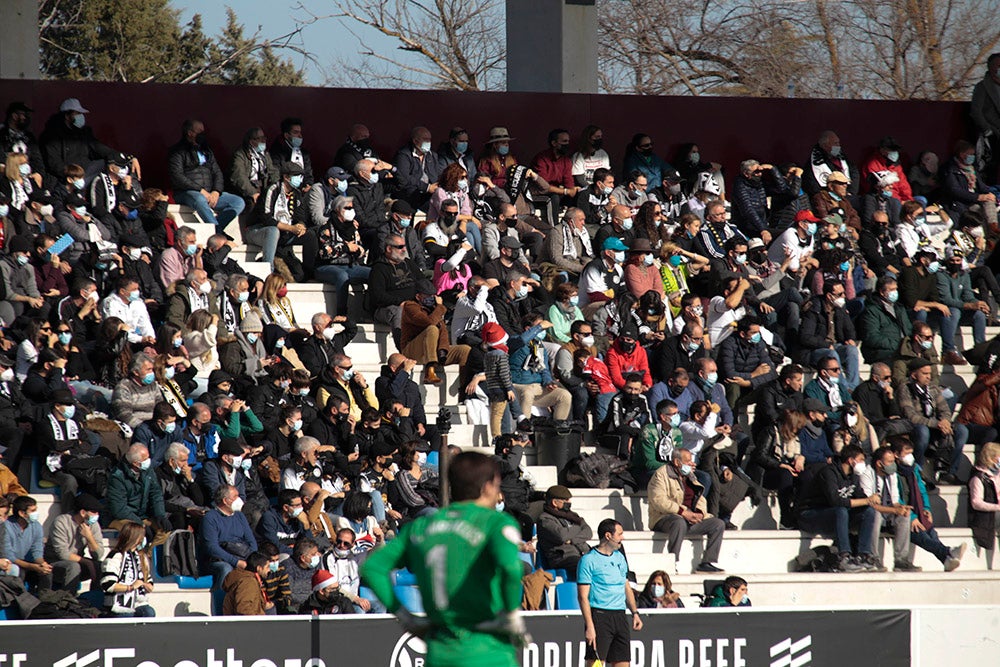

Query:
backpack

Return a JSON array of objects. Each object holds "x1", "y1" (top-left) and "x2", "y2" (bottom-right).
[
  {"x1": 794, "y1": 545, "x2": 839, "y2": 573},
  {"x1": 159, "y1": 529, "x2": 199, "y2": 577},
  {"x1": 563, "y1": 453, "x2": 630, "y2": 489}
]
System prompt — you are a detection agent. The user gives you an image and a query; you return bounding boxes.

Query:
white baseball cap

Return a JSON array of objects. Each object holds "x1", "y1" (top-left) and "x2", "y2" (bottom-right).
[{"x1": 59, "y1": 98, "x2": 89, "y2": 114}]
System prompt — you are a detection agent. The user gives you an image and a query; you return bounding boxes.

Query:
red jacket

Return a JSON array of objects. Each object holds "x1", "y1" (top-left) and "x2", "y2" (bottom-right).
[
  {"x1": 606, "y1": 341, "x2": 653, "y2": 389},
  {"x1": 531, "y1": 148, "x2": 574, "y2": 190},
  {"x1": 860, "y1": 154, "x2": 913, "y2": 201}
]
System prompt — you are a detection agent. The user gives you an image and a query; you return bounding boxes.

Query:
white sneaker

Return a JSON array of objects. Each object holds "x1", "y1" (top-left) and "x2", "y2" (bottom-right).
[{"x1": 944, "y1": 543, "x2": 967, "y2": 572}]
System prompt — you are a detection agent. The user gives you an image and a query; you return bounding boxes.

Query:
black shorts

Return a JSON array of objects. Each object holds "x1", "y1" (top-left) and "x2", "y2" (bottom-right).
[{"x1": 585, "y1": 608, "x2": 631, "y2": 664}]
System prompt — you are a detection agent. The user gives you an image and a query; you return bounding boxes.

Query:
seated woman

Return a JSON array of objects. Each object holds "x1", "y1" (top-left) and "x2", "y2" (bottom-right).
[
  {"x1": 636, "y1": 570, "x2": 684, "y2": 609},
  {"x1": 54, "y1": 321, "x2": 108, "y2": 411},
  {"x1": 182, "y1": 309, "x2": 220, "y2": 382},
  {"x1": 387, "y1": 441, "x2": 438, "y2": 523},
  {"x1": 100, "y1": 520, "x2": 155, "y2": 617},
  {"x1": 258, "y1": 273, "x2": 300, "y2": 331},
  {"x1": 428, "y1": 162, "x2": 482, "y2": 252},
  {"x1": 155, "y1": 323, "x2": 197, "y2": 396},
  {"x1": 154, "y1": 353, "x2": 188, "y2": 419},
  {"x1": 749, "y1": 409, "x2": 806, "y2": 529}
]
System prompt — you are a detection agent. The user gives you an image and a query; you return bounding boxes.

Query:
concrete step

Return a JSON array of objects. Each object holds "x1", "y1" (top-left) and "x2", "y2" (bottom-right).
[
  {"x1": 620, "y1": 527, "x2": 986, "y2": 576},
  {"x1": 665, "y1": 571, "x2": 1000, "y2": 606}
]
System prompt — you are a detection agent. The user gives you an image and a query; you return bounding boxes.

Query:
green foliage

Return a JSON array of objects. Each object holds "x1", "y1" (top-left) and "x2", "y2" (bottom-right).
[{"x1": 39, "y1": 0, "x2": 304, "y2": 86}]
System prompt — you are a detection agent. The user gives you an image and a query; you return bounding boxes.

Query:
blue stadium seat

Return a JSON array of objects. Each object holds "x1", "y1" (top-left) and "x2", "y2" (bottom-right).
[
  {"x1": 175, "y1": 574, "x2": 213, "y2": 589},
  {"x1": 517, "y1": 551, "x2": 535, "y2": 570},
  {"x1": 394, "y1": 585, "x2": 424, "y2": 614},
  {"x1": 426, "y1": 451, "x2": 439, "y2": 468},
  {"x1": 394, "y1": 569, "x2": 418, "y2": 587},
  {"x1": 555, "y1": 582, "x2": 580, "y2": 610},
  {"x1": 28, "y1": 457, "x2": 60, "y2": 495}
]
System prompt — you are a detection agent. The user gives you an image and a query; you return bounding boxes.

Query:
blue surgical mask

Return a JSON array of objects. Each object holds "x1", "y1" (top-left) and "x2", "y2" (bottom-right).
[
  {"x1": 0, "y1": 205, "x2": 8, "y2": 218},
  {"x1": 887, "y1": 290, "x2": 899, "y2": 303},
  {"x1": 839, "y1": 261, "x2": 850, "y2": 272},
  {"x1": 292, "y1": 419, "x2": 303, "y2": 431},
  {"x1": 165, "y1": 366, "x2": 175, "y2": 380},
  {"x1": 255, "y1": 143, "x2": 267, "y2": 154},
  {"x1": 927, "y1": 261, "x2": 941, "y2": 274},
  {"x1": 139, "y1": 459, "x2": 151, "y2": 471},
  {"x1": 185, "y1": 244, "x2": 197, "y2": 256},
  {"x1": 669, "y1": 413, "x2": 681, "y2": 428},
  {"x1": 73, "y1": 178, "x2": 85, "y2": 190},
  {"x1": 309, "y1": 554, "x2": 321, "y2": 568},
  {"x1": 669, "y1": 255, "x2": 683, "y2": 267},
  {"x1": 886, "y1": 150, "x2": 899, "y2": 163},
  {"x1": 705, "y1": 371, "x2": 719, "y2": 385},
  {"x1": 964, "y1": 154, "x2": 975, "y2": 165},
  {"x1": 15, "y1": 254, "x2": 28, "y2": 266},
  {"x1": 735, "y1": 253, "x2": 747, "y2": 265},
  {"x1": 275, "y1": 338, "x2": 285, "y2": 349},
  {"x1": 496, "y1": 500, "x2": 505, "y2": 512},
  {"x1": 749, "y1": 332, "x2": 762, "y2": 344},
  {"x1": 369, "y1": 173, "x2": 379, "y2": 185},
  {"x1": 18, "y1": 163, "x2": 30, "y2": 176},
  {"x1": 342, "y1": 368, "x2": 355, "y2": 381},
  {"x1": 679, "y1": 463, "x2": 693, "y2": 476},
  {"x1": 497, "y1": 145, "x2": 509, "y2": 156},
  {"x1": 806, "y1": 222, "x2": 818, "y2": 236},
  {"x1": 621, "y1": 218, "x2": 633, "y2": 231},
  {"x1": 419, "y1": 141, "x2": 431, "y2": 154},
  {"x1": 164, "y1": 421, "x2": 177, "y2": 434},
  {"x1": 241, "y1": 458, "x2": 252, "y2": 471},
  {"x1": 398, "y1": 218, "x2": 411, "y2": 228},
  {"x1": 455, "y1": 141, "x2": 468, "y2": 154},
  {"x1": 457, "y1": 179, "x2": 469, "y2": 191},
  {"x1": 58, "y1": 332, "x2": 72, "y2": 346},
  {"x1": 173, "y1": 338, "x2": 182, "y2": 348},
  {"x1": 536, "y1": 330, "x2": 547, "y2": 341},
  {"x1": 603, "y1": 186, "x2": 613, "y2": 195},
  {"x1": 28, "y1": 511, "x2": 40, "y2": 523},
  {"x1": 268, "y1": 561, "x2": 280, "y2": 573},
  {"x1": 142, "y1": 372, "x2": 155, "y2": 385},
  {"x1": 643, "y1": 254, "x2": 655, "y2": 266},
  {"x1": 689, "y1": 152, "x2": 700, "y2": 164},
  {"x1": 72, "y1": 114, "x2": 85, "y2": 129},
  {"x1": 62, "y1": 404, "x2": 76, "y2": 419},
  {"x1": 237, "y1": 291, "x2": 249, "y2": 303},
  {"x1": 289, "y1": 136, "x2": 303, "y2": 149},
  {"x1": 129, "y1": 289, "x2": 141, "y2": 302},
  {"x1": 289, "y1": 175, "x2": 304, "y2": 189},
  {"x1": 613, "y1": 251, "x2": 626, "y2": 263},
  {"x1": 829, "y1": 145, "x2": 842, "y2": 157},
  {"x1": 74, "y1": 206, "x2": 88, "y2": 217},
  {"x1": 86, "y1": 513, "x2": 100, "y2": 525},
  {"x1": 515, "y1": 285, "x2": 529, "y2": 299},
  {"x1": 336, "y1": 179, "x2": 348, "y2": 193},
  {"x1": 569, "y1": 295, "x2": 579, "y2": 307},
  {"x1": 920, "y1": 339, "x2": 933, "y2": 350},
  {"x1": 246, "y1": 333, "x2": 258, "y2": 344}
]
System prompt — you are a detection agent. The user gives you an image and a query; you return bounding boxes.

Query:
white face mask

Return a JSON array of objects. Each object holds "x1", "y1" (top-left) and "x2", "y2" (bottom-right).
[
  {"x1": 901, "y1": 453, "x2": 915, "y2": 467},
  {"x1": 39, "y1": 204, "x2": 54, "y2": 217},
  {"x1": 580, "y1": 335, "x2": 595, "y2": 347},
  {"x1": 230, "y1": 497, "x2": 245, "y2": 513},
  {"x1": 853, "y1": 460, "x2": 868, "y2": 476},
  {"x1": 343, "y1": 209, "x2": 356, "y2": 222},
  {"x1": 199, "y1": 281, "x2": 212, "y2": 294},
  {"x1": 0, "y1": 368, "x2": 12, "y2": 382},
  {"x1": 652, "y1": 584, "x2": 666, "y2": 597},
  {"x1": 322, "y1": 327, "x2": 336, "y2": 341},
  {"x1": 128, "y1": 248, "x2": 142, "y2": 261}
]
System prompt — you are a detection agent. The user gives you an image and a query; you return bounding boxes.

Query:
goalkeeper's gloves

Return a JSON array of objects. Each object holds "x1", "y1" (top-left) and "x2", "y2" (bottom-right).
[
  {"x1": 475, "y1": 610, "x2": 532, "y2": 648},
  {"x1": 395, "y1": 607, "x2": 431, "y2": 638}
]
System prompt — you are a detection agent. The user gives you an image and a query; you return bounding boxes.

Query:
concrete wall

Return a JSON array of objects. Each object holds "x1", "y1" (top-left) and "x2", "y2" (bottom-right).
[
  {"x1": 914, "y1": 606, "x2": 1000, "y2": 664},
  {"x1": 0, "y1": 78, "x2": 974, "y2": 190},
  {"x1": 0, "y1": 0, "x2": 40, "y2": 79}
]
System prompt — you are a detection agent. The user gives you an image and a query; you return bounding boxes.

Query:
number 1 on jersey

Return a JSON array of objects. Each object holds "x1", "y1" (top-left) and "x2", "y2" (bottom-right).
[{"x1": 426, "y1": 544, "x2": 449, "y2": 609}]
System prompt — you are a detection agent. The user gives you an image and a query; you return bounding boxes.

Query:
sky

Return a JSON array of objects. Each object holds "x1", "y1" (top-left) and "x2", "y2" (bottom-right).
[{"x1": 172, "y1": 0, "x2": 401, "y2": 86}]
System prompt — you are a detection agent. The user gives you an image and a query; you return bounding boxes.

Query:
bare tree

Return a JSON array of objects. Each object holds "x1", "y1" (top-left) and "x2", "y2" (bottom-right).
[{"x1": 322, "y1": 0, "x2": 505, "y2": 90}]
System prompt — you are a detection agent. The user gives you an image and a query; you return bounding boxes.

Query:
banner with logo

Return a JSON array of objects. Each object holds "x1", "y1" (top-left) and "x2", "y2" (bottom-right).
[{"x1": 0, "y1": 609, "x2": 909, "y2": 667}]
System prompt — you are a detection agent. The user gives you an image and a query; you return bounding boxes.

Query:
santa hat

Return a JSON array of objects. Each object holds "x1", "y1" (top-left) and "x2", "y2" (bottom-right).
[
  {"x1": 312, "y1": 569, "x2": 338, "y2": 593},
  {"x1": 481, "y1": 322, "x2": 507, "y2": 346}
]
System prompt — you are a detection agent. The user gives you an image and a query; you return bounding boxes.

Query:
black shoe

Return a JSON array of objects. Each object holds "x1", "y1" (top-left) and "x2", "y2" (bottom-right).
[
  {"x1": 724, "y1": 521, "x2": 738, "y2": 531},
  {"x1": 938, "y1": 472, "x2": 962, "y2": 485},
  {"x1": 893, "y1": 559, "x2": 922, "y2": 572},
  {"x1": 695, "y1": 562, "x2": 725, "y2": 573},
  {"x1": 220, "y1": 231, "x2": 235, "y2": 242}
]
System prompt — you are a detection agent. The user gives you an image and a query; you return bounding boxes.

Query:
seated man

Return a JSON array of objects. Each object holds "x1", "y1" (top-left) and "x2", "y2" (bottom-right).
[
  {"x1": 852, "y1": 363, "x2": 913, "y2": 442},
  {"x1": 936, "y1": 248, "x2": 989, "y2": 366},
  {"x1": 199, "y1": 438, "x2": 270, "y2": 529},
  {"x1": 896, "y1": 359, "x2": 969, "y2": 484},
  {"x1": 285, "y1": 536, "x2": 321, "y2": 612},
  {"x1": 156, "y1": 442, "x2": 209, "y2": 531},
  {"x1": 111, "y1": 353, "x2": 161, "y2": 428},
  {"x1": 536, "y1": 485, "x2": 593, "y2": 579},
  {"x1": 891, "y1": 321, "x2": 942, "y2": 387},
  {"x1": 198, "y1": 484, "x2": 258, "y2": 591},
  {"x1": 367, "y1": 234, "x2": 422, "y2": 348},
  {"x1": 221, "y1": 551, "x2": 272, "y2": 616},
  {"x1": 752, "y1": 363, "x2": 805, "y2": 443},
  {"x1": 804, "y1": 355, "x2": 852, "y2": 426},
  {"x1": 107, "y1": 443, "x2": 171, "y2": 533},
  {"x1": 101, "y1": 276, "x2": 155, "y2": 346},
  {"x1": 897, "y1": 249, "x2": 953, "y2": 359},
  {"x1": 860, "y1": 446, "x2": 919, "y2": 571},
  {"x1": 167, "y1": 119, "x2": 245, "y2": 232},
  {"x1": 43, "y1": 493, "x2": 105, "y2": 591},
  {"x1": 598, "y1": 374, "x2": 652, "y2": 457},
  {"x1": 860, "y1": 275, "x2": 912, "y2": 366},
  {"x1": 798, "y1": 280, "x2": 861, "y2": 391},
  {"x1": 892, "y1": 438, "x2": 967, "y2": 571},
  {"x1": 510, "y1": 313, "x2": 572, "y2": 421},
  {"x1": 647, "y1": 449, "x2": 726, "y2": 573},
  {"x1": 631, "y1": 399, "x2": 681, "y2": 489},
  {"x1": 256, "y1": 489, "x2": 307, "y2": 556},
  {"x1": 795, "y1": 444, "x2": 880, "y2": 573},
  {"x1": 717, "y1": 318, "x2": 778, "y2": 410},
  {"x1": 400, "y1": 279, "x2": 471, "y2": 385},
  {"x1": 3, "y1": 495, "x2": 69, "y2": 591},
  {"x1": 132, "y1": 401, "x2": 180, "y2": 467}
]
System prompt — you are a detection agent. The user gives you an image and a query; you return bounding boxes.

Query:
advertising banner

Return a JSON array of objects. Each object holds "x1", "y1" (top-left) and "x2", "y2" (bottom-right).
[{"x1": 0, "y1": 609, "x2": 909, "y2": 667}]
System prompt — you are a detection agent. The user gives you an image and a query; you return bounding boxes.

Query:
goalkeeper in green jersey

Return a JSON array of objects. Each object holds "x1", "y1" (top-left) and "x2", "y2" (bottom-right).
[{"x1": 361, "y1": 451, "x2": 527, "y2": 667}]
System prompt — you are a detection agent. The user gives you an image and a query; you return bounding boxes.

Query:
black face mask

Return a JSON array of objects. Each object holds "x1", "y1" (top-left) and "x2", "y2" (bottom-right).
[
  {"x1": 354, "y1": 138, "x2": 371, "y2": 151},
  {"x1": 440, "y1": 212, "x2": 458, "y2": 226},
  {"x1": 620, "y1": 341, "x2": 636, "y2": 353},
  {"x1": 591, "y1": 139, "x2": 603, "y2": 150}
]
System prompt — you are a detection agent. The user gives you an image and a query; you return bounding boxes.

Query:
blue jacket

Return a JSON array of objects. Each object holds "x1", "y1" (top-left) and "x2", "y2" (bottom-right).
[
  {"x1": 510, "y1": 341, "x2": 553, "y2": 386},
  {"x1": 197, "y1": 459, "x2": 246, "y2": 503},
  {"x1": 256, "y1": 508, "x2": 305, "y2": 555},
  {"x1": 197, "y1": 507, "x2": 257, "y2": 571},
  {"x1": 180, "y1": 423, "x2": 219, "y2": 470},
  {"x1": 689, "y1": 378, "x2": 734, "y2": 426},
  {"x1": 623, "y1": 151, "x2": 671, "y2": 193},
  {"x1": 799, "y1": 425, "x2": 834, "y2": 465},
  {"x1": 2, "y1": 518, "x2": 43, "y2": 561},
  {"x1": 646, "y1": 382, "x2": 699, "y2": 419},
  {"x1": 132, "y1": 420, "x2": 176, "y2": 467}
]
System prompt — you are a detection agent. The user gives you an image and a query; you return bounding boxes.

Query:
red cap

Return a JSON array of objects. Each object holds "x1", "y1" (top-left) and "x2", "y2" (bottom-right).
[{"x1": 794, "y1": 210, "x2": 820, "y2": 223}]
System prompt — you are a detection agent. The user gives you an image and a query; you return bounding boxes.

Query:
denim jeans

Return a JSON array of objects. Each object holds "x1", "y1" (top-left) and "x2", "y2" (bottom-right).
[
  {"x1": 939, "y1": 306, "x2": 986, "y2": 352},
  {"x1": 909, "y1": 525, "x2": 952, "y2": 563},
  {"x1": 174, "y1": 190, "x2": 245, "y2": 228},
  {"x1": 465, "y1": 222, "x2": 482, "y2": 254},
  {"x1": 243, "y1": 225, "x2": 280, "y2": 266},
  {"x1": 112, "y1": 605, "x2": 156, "y2": 618},
  {"x1": 809, "y1": 344, "x2": 861, "y2": 392},
  {"x1": 798, "y1": 505, "x2": 877, "y2": 555},
  {"x1": 69, "y1": 380, "x2": 113, "y2": 413},
  {"x1": 209, "y1": 560, "x2": 234, "y2": 592},
  {"x1": 314, "y1": 264, "x2": 372, "y2": 315}
]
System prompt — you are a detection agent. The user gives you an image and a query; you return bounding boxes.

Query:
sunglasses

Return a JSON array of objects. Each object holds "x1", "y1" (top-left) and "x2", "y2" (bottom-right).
[
  {"x1": 335, "y1": 540, "x2": 354, "y2": 548},
  {"x1": 389, "y1": 244, "x2": 406, "y2": 249}
]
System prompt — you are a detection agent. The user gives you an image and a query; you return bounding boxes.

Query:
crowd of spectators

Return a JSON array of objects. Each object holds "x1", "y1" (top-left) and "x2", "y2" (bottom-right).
[{"x1": 1, "y1": 86, "x2": 1000, "y2": 616}]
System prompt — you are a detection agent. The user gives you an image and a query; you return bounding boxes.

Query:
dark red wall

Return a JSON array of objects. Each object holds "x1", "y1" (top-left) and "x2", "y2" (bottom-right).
[{"x1": 0, "y1": 78, "x2": 975, "y2": 189}]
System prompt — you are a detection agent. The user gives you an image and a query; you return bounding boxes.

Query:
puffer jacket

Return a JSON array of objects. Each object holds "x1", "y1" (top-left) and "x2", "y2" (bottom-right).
[{"x1": 958, "y1": 373, "x2": 1000, "y2": 427}]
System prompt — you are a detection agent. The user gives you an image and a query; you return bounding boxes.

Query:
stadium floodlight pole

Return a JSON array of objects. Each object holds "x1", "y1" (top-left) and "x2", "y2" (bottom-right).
[{"x1": 437, "y1": 407, "x2": 453, "y2": 506}]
